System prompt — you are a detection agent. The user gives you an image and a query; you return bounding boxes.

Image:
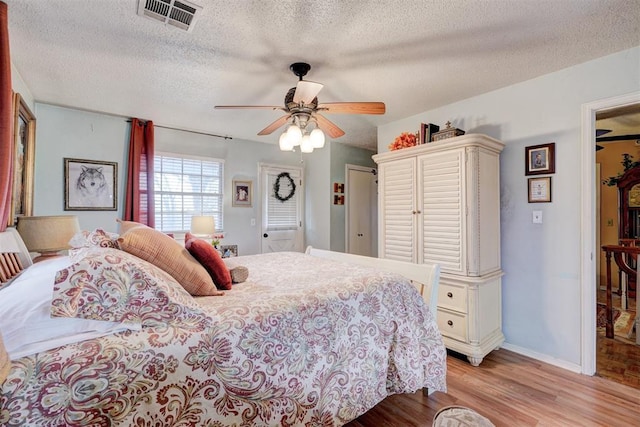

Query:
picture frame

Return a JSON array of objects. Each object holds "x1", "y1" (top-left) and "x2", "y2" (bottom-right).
[
  {"x1": 219, "y1": 244, "x2": 238, "y2": 258},
  {"x1": 64, "y1": 158, "x2": 117, "y2": 211},
  {"x1": 525, "y1": 142, "x2": 555, "y2": 175},
  {"x1": 232, "y1": 180, "x2": 252, "y2": 207},
  {"x1": 8, "y1": 92, "x2": 36, "y2": 226},
  {"x1": 528, "y1": 176, "x2": 552, "y2": 203}
]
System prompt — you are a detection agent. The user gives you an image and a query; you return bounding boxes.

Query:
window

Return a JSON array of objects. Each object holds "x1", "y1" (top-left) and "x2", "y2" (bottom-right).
[{"x1": 154, "y1": 152, "x2": 224, "y2": 233}]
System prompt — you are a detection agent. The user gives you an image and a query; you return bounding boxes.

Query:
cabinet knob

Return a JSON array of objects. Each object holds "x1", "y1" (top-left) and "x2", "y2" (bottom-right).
[
  {"x1": 412, "y1": 210, "x2": 416, "y2": 214},
  {"x1": 417, "y1": 210, "x2": 422, "y2": 214},
  {"x1": 447, "y1": 292, "x2": 453, "y2": 298},
  {"x1": 447, "y1": 320, "x2": 453, "y2": 326}
]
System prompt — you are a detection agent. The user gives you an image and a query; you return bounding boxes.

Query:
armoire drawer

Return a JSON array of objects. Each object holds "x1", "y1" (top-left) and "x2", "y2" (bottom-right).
[
  {"x1": 437, "y1": 309, "x2": 468, "y2": 342},
  {"x1": 438, "y1": 283, "x2": 467, "y2": 313}
]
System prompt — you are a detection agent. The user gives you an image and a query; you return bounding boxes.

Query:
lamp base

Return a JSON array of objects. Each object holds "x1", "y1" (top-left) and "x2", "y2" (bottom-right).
[{"x1": 33, "y1": 251, "x2": 62, "y2": 263}]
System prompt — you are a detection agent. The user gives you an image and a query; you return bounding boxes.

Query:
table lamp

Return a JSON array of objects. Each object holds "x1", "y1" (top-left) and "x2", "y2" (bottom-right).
[
  {"x1": 16, "y1": 215, "x2": 80, "y2": 262},
  {"x1": 190, "y1": 215, "x2": 216, "y2": 239}
]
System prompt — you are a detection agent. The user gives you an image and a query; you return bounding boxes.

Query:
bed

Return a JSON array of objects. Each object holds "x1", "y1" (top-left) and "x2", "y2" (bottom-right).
[{"x1": 0, "y1": 226, "x2": 446, "y2": 426}]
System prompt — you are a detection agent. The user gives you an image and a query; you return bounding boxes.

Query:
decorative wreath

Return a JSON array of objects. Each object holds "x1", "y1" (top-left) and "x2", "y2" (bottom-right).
[{"x1": 273, "y1": 172, "x2": 296, "y2": 202}]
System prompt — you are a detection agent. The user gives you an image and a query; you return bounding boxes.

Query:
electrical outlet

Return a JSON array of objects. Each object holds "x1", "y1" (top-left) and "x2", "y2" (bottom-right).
[
  {"x1": 532, "y1": 211, "x2": 543, "y2": 224},
  {"x1": 251, "y1": 218, "x2": 256, "y2": 226}
]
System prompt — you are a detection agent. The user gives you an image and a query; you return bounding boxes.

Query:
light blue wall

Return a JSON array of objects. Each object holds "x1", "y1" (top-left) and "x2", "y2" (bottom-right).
[
  {"x1": 379, "y1": 46, "x2": 640, "y2": 366},
  {"x1": 31, "y1": 103, "x2": 367, "y2": 255},
  {"x1": 329, "y1": 142, "x2": 376, "y2": 252}
]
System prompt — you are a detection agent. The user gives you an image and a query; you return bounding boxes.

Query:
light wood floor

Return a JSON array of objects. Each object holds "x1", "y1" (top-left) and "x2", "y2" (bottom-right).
[{"x1": 345, "y1": 349, "x2": 640, "y2": 426}]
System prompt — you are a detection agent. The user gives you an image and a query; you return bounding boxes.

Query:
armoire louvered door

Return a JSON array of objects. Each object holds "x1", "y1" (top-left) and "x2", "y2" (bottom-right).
[
  {"x1": 420, "y1": 149, "x2": 466, "y2": 274},
  {"x1": 378, "y1": 157, "x2": 418, "y2": 262}
]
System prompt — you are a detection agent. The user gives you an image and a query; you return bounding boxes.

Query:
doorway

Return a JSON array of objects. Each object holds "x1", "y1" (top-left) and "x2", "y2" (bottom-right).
[
  {"x1": 345, "y1": 164, "x2": 377, "y2": 257},
  {"x1": 581, "y1": 91, "x2": 640, "y2": 376}
]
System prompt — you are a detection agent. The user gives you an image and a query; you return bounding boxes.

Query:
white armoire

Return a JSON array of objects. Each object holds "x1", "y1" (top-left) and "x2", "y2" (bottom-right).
[{"x1": 373, "y1": 133, "x2": 505, "y2": 366}]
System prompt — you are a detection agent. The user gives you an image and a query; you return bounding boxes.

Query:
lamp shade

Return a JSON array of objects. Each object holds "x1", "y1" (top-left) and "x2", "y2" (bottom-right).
[
  {"x1": 16, "y1": 215, "x2": 80, "y2": 253},
  {"x1": 190, "y1": 215, "x2": 216, "y2": 235}
]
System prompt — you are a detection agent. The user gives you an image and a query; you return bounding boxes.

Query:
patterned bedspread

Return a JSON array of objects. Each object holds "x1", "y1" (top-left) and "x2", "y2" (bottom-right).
[{"x1": 0, "y1": 251, "x2": 446, "y2": 426}]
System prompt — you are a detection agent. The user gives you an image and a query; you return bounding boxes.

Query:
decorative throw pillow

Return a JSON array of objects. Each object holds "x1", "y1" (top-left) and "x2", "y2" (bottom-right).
[
  {"x1": 116, "y1": 218, "x2": 146, "y2": 234},
  {"x1": 229, "y1": 265, "x2": 249, "y2": 283},
  {"x1": 117, "y1": 225, "x2": 223, "y2": 296},
  {"x1": 184, "y1": 232, "x2": 232, "y2": 290}
]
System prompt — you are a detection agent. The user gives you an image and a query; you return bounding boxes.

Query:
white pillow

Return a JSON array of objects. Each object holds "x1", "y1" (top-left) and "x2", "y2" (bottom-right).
[{"x1": 0, "y1": 256, "x2": 139, "y2": 360}]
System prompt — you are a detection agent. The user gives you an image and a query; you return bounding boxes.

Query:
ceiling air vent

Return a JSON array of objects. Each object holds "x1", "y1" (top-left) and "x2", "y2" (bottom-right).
[{"x1": 138, "y1": 0, "x2": 202, "y2": 32}]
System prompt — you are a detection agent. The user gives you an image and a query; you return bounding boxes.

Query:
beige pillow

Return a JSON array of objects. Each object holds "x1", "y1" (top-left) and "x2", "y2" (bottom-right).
[
  {"x1": 0, "y1": 331, "x2": 11, "y2": 385},
  {"x1": 116, "y1": 218, "x2": 146, "y2": 234},
  {"x1": 117, "y1": 226, "x2": 222, "y2": 296}
]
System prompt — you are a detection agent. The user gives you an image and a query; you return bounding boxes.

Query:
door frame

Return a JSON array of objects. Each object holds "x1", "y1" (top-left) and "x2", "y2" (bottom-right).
[
  {"x1": 345, "y1": 164, "x2": 377, "y2": 256},
  {"x1": 580, "y1": 91, "x2": 640, "y2": 375}
]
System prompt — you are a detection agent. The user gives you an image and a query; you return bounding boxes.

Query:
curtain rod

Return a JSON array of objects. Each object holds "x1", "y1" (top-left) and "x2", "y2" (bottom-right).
[
  {"x1": 38, "y1": 102, "x2": 233, "y2": 140},
  {"x1": 127, "y1": 120, "x2": 232, "y2": 140}
]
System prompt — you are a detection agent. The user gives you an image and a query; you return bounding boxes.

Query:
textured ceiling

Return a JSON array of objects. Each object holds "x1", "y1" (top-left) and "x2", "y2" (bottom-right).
[{"x1": 5, "y1": 0, "x2": 640, "y2": 150}]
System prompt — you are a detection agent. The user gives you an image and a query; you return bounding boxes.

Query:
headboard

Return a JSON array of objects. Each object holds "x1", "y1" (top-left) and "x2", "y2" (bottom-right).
[
  {"x1": 0, "y1": 227, "x2": 32, "y2": 285},
  {"x1": 305, "y1": 246, "x2": 440, "y2": 315}
]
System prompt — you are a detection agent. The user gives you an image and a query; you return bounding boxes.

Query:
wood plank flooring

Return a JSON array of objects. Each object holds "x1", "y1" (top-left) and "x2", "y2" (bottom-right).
[{"x1": 345, "y1": 349, "x2": 640, "y2": 426}]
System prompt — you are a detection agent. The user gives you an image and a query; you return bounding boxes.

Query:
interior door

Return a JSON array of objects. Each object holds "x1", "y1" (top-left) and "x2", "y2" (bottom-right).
[
  {"x1": 346, "y1": 165, "x2": 376, "y2": 256},
  {"x1": 260, "y1": 164, "x2": 304, "y2": 253}
]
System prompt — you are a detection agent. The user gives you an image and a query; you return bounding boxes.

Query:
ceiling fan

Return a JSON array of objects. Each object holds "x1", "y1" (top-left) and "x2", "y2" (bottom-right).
[
  {"x1": 595, "y1": 128, "x2": 640, "y2": 151},
  {"x1": 214, "y1": 62, "x2": 385, "y2": 152}
]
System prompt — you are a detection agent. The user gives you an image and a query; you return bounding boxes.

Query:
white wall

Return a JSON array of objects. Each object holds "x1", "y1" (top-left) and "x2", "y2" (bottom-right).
[
  {"x1": 11, "y1": 63, "x2": 33, "y2": 110},
  {"x1": 31, "y1": 103, "x2": 375, "y2": 256},
  {"x1": 378, "y1": 46, "x2": 640, "y2": 366}
]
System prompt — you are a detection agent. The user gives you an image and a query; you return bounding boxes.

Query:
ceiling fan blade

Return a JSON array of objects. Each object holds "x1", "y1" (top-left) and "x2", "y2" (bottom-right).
[
  {"x1": 215, "y1": 105, "x2": 285, "y2": 111},
  {"x1": 317, "y1": 102, "x2": 386, "y2": 115},
  {"x1": 596, "y1": 134, "x2": 640, "y2": 142},
  {"x1": 293, "y1": 81, "x2": 323, "y2": 104},
  {"x1": 315, "y1": 114, "x2": 345, "y2": 138},
  {"x1": 257, "y1": 115, "x2": 291, "y2": 136}
]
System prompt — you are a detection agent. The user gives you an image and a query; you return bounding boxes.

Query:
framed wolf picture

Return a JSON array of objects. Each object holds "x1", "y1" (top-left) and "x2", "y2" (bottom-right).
[{"x1": 64, "y1": 158, "x2": 117, "y2": 211}]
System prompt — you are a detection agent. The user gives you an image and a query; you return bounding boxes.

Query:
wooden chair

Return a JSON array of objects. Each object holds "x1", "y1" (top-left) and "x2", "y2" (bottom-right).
[{"x1": 602, "y1": 244, "x2": 640, "y2": 339}]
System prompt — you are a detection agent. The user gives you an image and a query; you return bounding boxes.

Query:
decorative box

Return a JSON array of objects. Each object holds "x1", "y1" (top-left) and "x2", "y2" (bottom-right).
[{"x1": 432, "y1": 121, "x2": 465, "y2": 142}]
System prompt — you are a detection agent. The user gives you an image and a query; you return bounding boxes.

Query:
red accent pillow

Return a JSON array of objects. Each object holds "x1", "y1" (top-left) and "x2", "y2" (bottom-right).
[{"x1": 184, "y1": 232, "x2": 232, "y2": 290}]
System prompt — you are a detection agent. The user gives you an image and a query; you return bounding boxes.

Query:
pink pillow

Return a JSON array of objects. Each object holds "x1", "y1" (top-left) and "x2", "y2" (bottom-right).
[{"x1": 185, "y1": 232, "x2": 232, "y2": 290}]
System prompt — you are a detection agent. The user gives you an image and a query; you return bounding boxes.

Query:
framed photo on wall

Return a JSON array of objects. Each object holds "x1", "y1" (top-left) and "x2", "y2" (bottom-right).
[
  {"x1": 528, "y1": 176, "x2": 552, "y2": 203},
  {"x1": 232, "y1": 180, "x2": 252, "y2": 207},
  {"x1": 8, "y1": 92, "x2": 36, "y2": 226},
  {"x1": 525, "y1": 142, "x2": 555, "y2": 175},
  {"x1": 64, "y1": 158, "x2": 117, "y2": 210}
]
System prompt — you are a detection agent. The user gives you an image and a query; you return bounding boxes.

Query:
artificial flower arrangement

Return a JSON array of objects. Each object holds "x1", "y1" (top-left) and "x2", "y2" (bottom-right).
[
  {"x1": 388, "y1": 132, "x2": 418, "y2": 151},
  {"x1": 211, "y1": 234, "x2": 224, "y2": 248}
]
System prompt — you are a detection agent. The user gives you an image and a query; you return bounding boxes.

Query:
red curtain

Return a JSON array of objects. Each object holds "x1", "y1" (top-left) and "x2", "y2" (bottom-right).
[
  {"x1": 0, "y1": 1, "x2": 13, "y2": 231},
  {"x1": 124, "y1": 118, "x2": 155, "y2": 227}
]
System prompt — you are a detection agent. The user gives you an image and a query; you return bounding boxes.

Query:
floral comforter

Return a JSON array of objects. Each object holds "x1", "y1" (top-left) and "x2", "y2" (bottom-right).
[{"x1": 0, "y1": 251, "x2": 446, "y2": 426}]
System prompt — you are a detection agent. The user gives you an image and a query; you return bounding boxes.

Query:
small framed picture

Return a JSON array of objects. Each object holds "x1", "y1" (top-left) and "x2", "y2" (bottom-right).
[
  {"x1": 64, "y1": 158, "x2": 117, "y2": 210},
  {"x1": 232, "y1": 180, "x2": 252, "y2": 207},
  {"x1": 528, "y1": 177, "x2": 552, "y2": 203},
  {"x1": 220, "y1": 244, "x2": 238, "y2": 258},
  {"x1": 525, "y1": 143, "x2": 555, "y2": 175}
]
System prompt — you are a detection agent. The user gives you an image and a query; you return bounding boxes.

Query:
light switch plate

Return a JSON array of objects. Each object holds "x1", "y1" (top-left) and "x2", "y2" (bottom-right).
[{"x1": 533, "y1": 210, "x2": 543, "y2": 224}]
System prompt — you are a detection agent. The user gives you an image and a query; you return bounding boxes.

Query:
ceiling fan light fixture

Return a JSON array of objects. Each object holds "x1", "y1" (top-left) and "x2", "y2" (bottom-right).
[
  {"x1": 300, "y1": 134, "x2": 314, "y2": 153},
  {"x1": 310, "y1": 128, "x2": 325, "y2": 148},
  {"x1": 286, "y1": 124, "x2": 302, "y2": 146},
  {"x1": 279, "y1": 132, "x2": 294, "y2": 151}
]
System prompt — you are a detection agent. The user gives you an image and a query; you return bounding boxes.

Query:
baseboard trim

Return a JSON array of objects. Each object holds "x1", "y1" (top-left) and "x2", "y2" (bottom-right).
[{"x1": 500, "y1": 342, "x2": 583, "y2": 374}]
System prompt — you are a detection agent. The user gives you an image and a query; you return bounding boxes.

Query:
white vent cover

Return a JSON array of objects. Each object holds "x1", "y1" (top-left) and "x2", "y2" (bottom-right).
[{"x1": 137, "y1": 0, "x2": 202, "y2": 32}]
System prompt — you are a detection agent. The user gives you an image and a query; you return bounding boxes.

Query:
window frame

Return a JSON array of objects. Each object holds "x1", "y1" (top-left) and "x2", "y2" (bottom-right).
[{"x1": 153, "y1": 151, "x2": 224, "y2": 234}]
